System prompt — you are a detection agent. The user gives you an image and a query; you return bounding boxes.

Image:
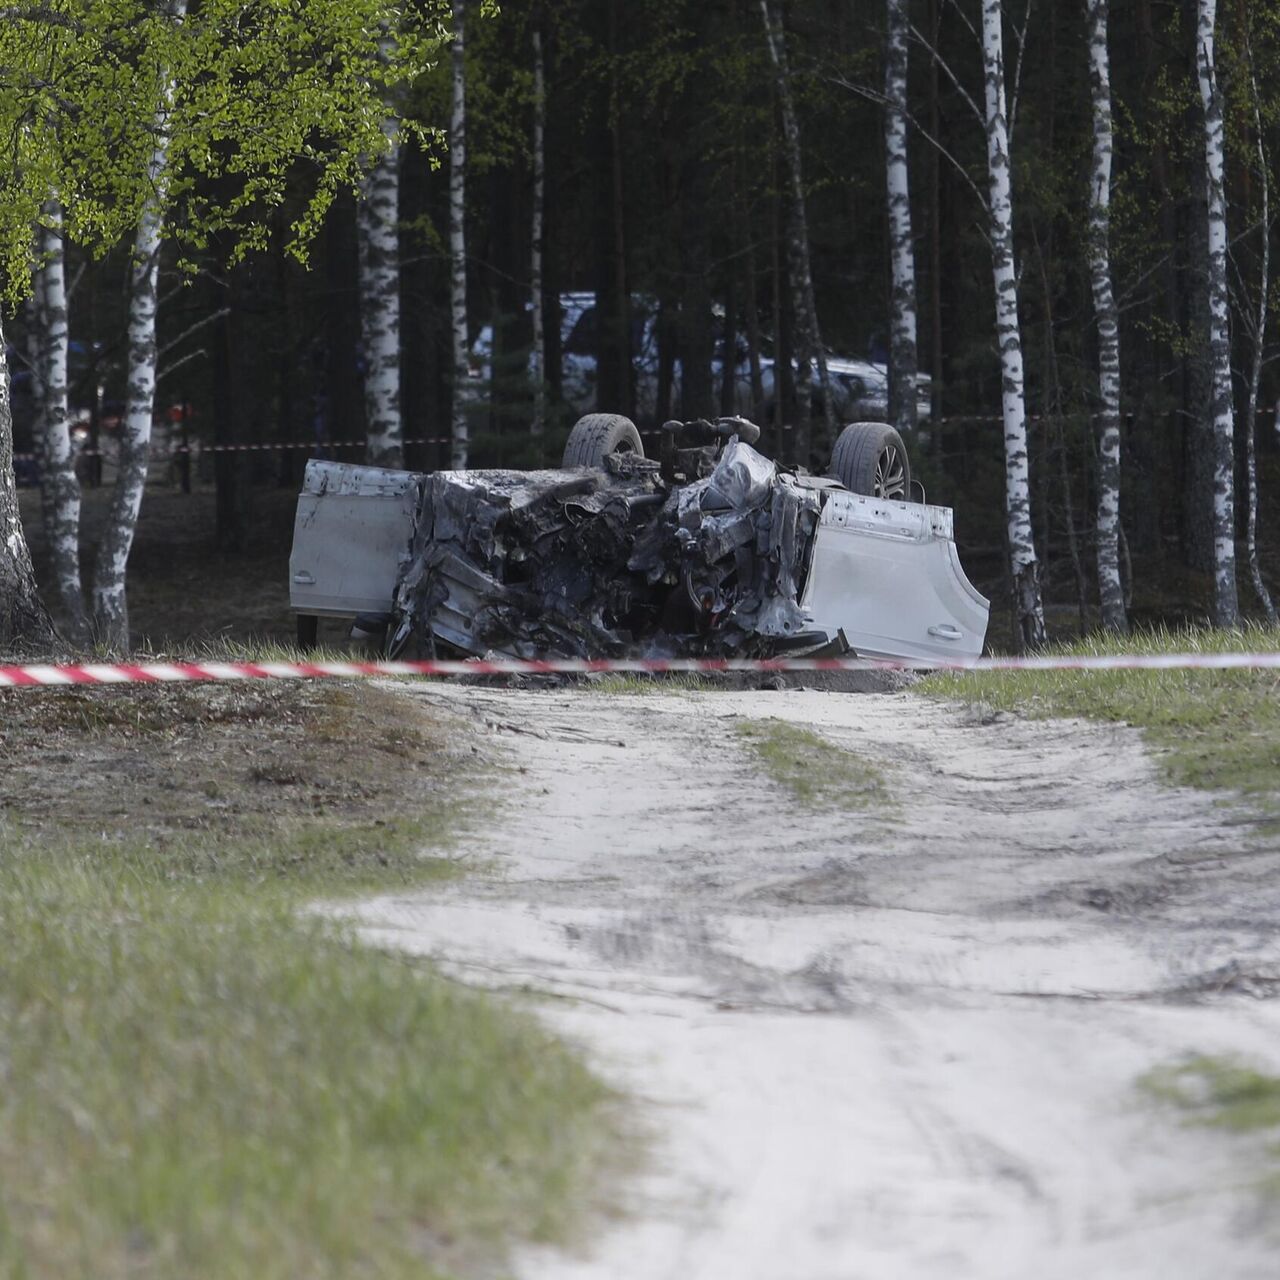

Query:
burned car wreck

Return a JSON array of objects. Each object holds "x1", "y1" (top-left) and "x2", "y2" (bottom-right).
[{"x1": 289, "y1": 414, "x2": 990, "y2": 663}]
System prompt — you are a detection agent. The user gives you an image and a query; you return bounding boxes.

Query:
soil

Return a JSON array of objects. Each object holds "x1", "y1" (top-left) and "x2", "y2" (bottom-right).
[
  {"x1": 0, "y1": 678, "x2": 465, "y2": 853},
  {"x1": 18, "y1": 482, "x2": 353, "y2": 651},
  {"x1": 348, "y1": 682, "x2": 1280, "y2": 1280}
]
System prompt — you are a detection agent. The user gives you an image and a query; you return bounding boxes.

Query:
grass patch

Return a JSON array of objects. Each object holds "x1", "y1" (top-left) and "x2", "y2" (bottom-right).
[
  {"x1": 918, "y1": 624, "x2": 1280, "y2": 803},
  {"x1": 735, "y1": 718, "x2": 889, "y2": 810},
  {"x1": 1141, "y1": 1055, "x2": 1280, "y2": 1133},
  {"x1": 1139, "y1": 1054, "x2": 1280, "y2": 1201},
  {"x1": 591, "y1": 672, "x2": 715, "y2": 695},
  {"x1": 0, "y1": 680, "x2": 616, "y2": 1278}
]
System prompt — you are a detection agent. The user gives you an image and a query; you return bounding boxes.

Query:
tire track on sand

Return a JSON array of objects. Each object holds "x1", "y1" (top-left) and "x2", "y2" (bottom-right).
[{"x1": 348, "y1": 684, "x2": 1280, "y2": 1280}]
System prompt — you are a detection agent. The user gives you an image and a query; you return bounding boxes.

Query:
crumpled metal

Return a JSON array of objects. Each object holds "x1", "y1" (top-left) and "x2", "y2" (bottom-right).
[{"x1": 393, "y1": 440, "x2": 826, "y2": 659}]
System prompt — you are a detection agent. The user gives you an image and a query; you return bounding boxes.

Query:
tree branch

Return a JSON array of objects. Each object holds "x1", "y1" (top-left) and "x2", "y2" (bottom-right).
[
  {"x1": 159, "y1": 307, "x2": 229, "y2": 357},
  {"x1": 1008, "y1": 0, "x2": 1034, "y2": 148},
  {"x1": 829, "y1": 72, "x2": 990, "y2": 216},
  {"x1": 0, "y1": 6, "x2": 83, "y2": 29},
  {"x1": 909, "y1": 21, "x2": 983, "y2": 128},
  {"x1": 156, "y1": 346, "x2": 209, "y2": 385}
]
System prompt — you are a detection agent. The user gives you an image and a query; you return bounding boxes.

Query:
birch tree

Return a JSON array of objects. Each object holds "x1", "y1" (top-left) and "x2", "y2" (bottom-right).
[
  {"x1": 91, "y1": 0, "x2": 187, "y2": 650},
  {"x1": 357, "y1": 108, "x2": 404, "y2": 470},
  {"x1": 1085, "y1": 0, "x2": 1127, "y2": 633},
  {"x1": 1196, "y1": 0, "x2": 1238, "y2": 626},
  {"x1": 981, "y1": 0, "x2": 1045, "y2": 648},
  {"x1": 530, "y1": 20, "x2": 547, "y2": 439},
  {"x1": 884, "y1": 0, "x2": 919, "y2": 437},
  {"x1": 25, "y1": 264, "x2": 52, "y2": 537},
  {"x1": 0, "y1": 313, "x2": 57, "y2": 649},
  {"x1": 759, "y1": 0, "x2": 834, "y2": 465},
  {"x1": 33, "y1": 205, "x2": 89, "y2": 641},
  {"x1": 0, "y1": 0, "x2": 442, "y2": 652},
  {"x1": 449, "y1": 0, "x2": 470, "y2": 469}
]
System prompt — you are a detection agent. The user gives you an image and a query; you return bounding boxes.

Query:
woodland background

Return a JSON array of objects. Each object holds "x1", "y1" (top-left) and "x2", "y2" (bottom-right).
[{"x1": 5, "y1": 0, "x2": 1280, "y2": 651}]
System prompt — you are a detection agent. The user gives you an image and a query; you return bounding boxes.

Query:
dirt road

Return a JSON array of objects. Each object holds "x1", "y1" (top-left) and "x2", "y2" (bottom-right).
[{"x1": 351, "y1": 684, "x2": 1280, "y2": 1279}]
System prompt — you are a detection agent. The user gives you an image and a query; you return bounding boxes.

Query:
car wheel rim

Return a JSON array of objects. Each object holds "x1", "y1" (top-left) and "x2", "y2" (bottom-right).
[{"x1": 874, "y1": 445, "x2": 906, "y2": 499}]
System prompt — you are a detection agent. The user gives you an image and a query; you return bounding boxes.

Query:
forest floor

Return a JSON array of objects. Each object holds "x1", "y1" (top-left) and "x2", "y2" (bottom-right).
[{"x1": 8, "y1": 480, "x2": 1280, "y2": 1276}]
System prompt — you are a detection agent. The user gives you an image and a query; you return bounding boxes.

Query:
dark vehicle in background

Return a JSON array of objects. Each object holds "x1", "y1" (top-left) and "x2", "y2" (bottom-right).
[{"x1": 470, "y1": 293, "x2": 932, "y2": 429}]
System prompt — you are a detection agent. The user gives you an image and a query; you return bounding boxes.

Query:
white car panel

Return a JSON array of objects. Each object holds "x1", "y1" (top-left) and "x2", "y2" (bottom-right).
[
  {"x1": 289, "y1": 462, "x2": 418, "y2": 618},
  {"x1": 800, "y1": 490, "x2": 989, "y2": 662}
]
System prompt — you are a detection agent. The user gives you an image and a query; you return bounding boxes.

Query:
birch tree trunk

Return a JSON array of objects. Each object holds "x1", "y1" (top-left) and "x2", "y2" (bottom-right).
[
  {"x1": 34, "y1": 205, "x2": 88, "y2": 641},
  {"x1": 1085, "y1": 0, "x2": 1127, "y2": 633},
  {"x1": 25, "y1": 274, "x2": 53, "y2": 537},
  {"x1": 91, "y1": 0, "x2": 187, "y2": 651},
  {"x1": 357, "y1": 113, "x2": 404, "y2": 469},
  {"x1": 981, "y1": 0, "x2": 1046, "y2": 649},
  {"x1": 884, "y1": 0, "x2": 919, "y2": 437},
  {"x1": 0, "y1": 318, "x2": 58, "y2": 650},
  {"x1": 449, "y1": 0, "x2": 470, "y2": 470},
  {"x1": 530, "y1": 22, "x2": 547, "y2": 439},
  {"x1": 1196, "y1": 0, "x2": 1238, "y2": 626},
  {"x1": 759, "y1": 0, "x2": 833, "y2": 465}
]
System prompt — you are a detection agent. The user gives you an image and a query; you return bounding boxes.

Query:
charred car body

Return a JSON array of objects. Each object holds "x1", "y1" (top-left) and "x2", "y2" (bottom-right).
[{"x1": 289, "y1": 414, "x2": 989, "y2": 663}]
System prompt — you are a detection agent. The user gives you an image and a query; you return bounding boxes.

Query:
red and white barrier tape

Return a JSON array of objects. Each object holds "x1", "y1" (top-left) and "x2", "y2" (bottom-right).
[
  {"x1": 12, "y1": 436, "x2": 452, "y2": 464},
  {"x1": 2, "y1": 651, "x2": 1279, "y2": 689}
]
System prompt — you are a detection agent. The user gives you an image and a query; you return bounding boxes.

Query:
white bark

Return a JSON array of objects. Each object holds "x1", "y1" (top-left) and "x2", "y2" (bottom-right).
[
  {"x1": 884, "y1": 0, "x2": 919, "y2": 436},
  {"x1": 1085, "y1": 0, "x2": 1127, "y2": 634},
  {"x1": 981, "y1": 0, "x2": 1045, "y2": 649},
  {"x1": 357, "y1": 109, "x2": 403, "y2": 469},
  {"x1": 1196, "y1": 0, "x2": 1238, "y2": 626},
  {"x1": 0, "y1": 314, "x2": 58, "y2": 649},
  {"x1": 530, "y1": 23, "x2": 546, "y2": 438},
  {"x1": 91, "y1": 0, "x2": 187, "y2": 652},
  {"x1": 34, "y1": 205, "x2": 87, "y2": 640},
  {"x1": 25, "y1": 272, "x2": 52, "y2": 534},
  {"x1": 449, "y1": 0, "x2": 469, "y2": 470},
  {"x1": 759, "y1": 0, "x2": 833, "y2": 463}
]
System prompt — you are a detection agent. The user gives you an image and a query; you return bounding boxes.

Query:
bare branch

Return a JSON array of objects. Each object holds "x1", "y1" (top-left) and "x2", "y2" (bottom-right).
[
  {"x1": 156, "y1": 347, "x2": 209, "y2": 385},
  {"x1": 909, "y1": 21, "x2": 983, "y2": 127},
  {"x1": 1115, "y1": 252, "x2": 1173, "y2": 308},
  {"x1": 159, "y1": 307, "x2": 229, "y2": 358},
  {"x1": 942, "y1": 0, "x2": 980, "y2": 48},
  {"x1": 64, "y1": 259, "x2": 87, "y2": 303},
  {"x1": 828, "y1": 73, "x2": 990, "y2": 216},
  {"x1": 1008, "y1": 0, "x2": 1034, "y2": 148}
]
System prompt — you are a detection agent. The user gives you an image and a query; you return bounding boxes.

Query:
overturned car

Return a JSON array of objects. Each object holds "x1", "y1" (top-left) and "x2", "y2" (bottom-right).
[{"x1": 289, "y1": 414, "x2": 989, "y2": 663}]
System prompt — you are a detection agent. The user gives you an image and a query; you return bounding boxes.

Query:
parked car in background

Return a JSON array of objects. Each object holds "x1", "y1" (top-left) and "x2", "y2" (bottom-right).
[{"x1": 470, "y1": 293, "x2": 933, "y2": 429}]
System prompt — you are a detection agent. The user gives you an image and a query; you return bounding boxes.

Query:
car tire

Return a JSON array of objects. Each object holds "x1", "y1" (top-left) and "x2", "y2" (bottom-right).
[
  {"x1": 561, "y1": 414, "x2": 644, "y2": 468},
  {"x1": 830, "y1": 422, "x2": 911, "y2": 501}
]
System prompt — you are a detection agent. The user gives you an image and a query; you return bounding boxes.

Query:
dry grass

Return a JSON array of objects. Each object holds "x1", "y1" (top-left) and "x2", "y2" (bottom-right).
[
  {"x1": 919, "y1": 624, "x2": 1280, "y2": 808},
  {"x1": 0, "y1": 678, "x2": 617, "y2": 1279}
]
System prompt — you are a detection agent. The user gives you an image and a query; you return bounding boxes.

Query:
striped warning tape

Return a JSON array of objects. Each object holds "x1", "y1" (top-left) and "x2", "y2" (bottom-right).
[
  {"x1": 1, "y1": 652, "x2": 1279, "y2": 689},
  {"x1": 23, "y1": 405, "x2": 1223, "y2": 466},
  {"x1": 12, "y1": 437, "x2": 453, "y2": 464}
]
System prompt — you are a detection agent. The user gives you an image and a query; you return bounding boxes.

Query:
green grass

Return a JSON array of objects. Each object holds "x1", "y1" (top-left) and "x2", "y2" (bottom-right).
[
  {"x1": 1141, "y1": 1055, "x2": 1280, "y2": 1133},
  {"x1": 918, "y1": 624, "x2": 1280, "y2": 803},
  {"x1": 1139, "y1": 1054, "x2": 1280, "y2": 1201},
  {"x1": 0, "y1": 685, "x2": 615, "y2": 1280},
  {"x1": 590, "y1": 672, "x2": 715, "y2": 695},
  {"x1": 735, "y1": 718, "x2": 890, "y2": 810}
]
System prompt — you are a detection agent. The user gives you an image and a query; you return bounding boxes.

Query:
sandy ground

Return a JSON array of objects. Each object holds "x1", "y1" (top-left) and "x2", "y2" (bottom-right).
[{"x1": 349, "y1": 684, "x2": 1280, "y2": 1280}]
